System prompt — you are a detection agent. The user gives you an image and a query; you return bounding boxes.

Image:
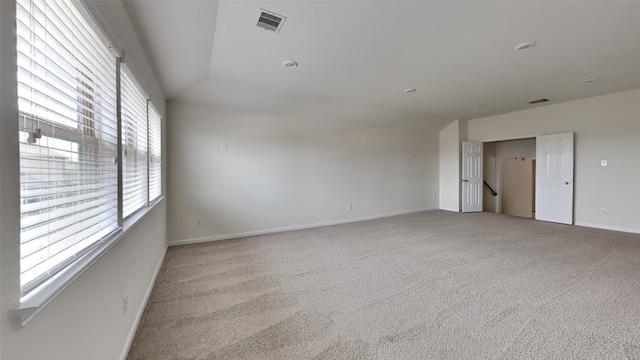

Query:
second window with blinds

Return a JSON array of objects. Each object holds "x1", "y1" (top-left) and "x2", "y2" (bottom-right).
[
  {"x1": 121, "y1": 65, "x2": 149, "y2": 218},
  {"x1": 121, "y1": 64, "x2": 162, "y2": 217}
]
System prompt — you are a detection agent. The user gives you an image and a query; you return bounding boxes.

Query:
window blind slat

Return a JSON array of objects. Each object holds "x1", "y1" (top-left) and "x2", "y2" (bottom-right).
[
  {"x1": 15, "y1": 10, "x2": 118, "y2": 103},
  {"x1": 21, "y1": 223, "x2": 118, "y2": 292},
  {"x1": 21, "y1": 203, "x2": 118, "y2": 254},
  {"x1": 21, "y1": 188, "x2": 117, "y2": 220},
  {"x1": 21, "y1": 179, "x2": 118, "y2": 199},
  {"x1": 18, "y1": 0, "x2": 117, "y2": 88}
]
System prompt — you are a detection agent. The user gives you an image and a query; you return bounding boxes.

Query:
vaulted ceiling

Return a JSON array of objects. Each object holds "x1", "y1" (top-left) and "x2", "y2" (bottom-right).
[{"x1": 123, "y1": 0, "x2": 640, "y2": 123}]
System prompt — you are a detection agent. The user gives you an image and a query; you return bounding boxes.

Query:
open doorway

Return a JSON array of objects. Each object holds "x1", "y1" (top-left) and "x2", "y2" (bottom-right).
[{"x1": 482, "y1": 138, "x2": 536, "y2": 218}]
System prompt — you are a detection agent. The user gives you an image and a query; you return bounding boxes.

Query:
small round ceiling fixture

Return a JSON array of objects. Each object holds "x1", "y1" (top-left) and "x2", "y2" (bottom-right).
[
  {"x1": 283, "y1": 60, "x2": 298, "y2": 68},
  {"x1": 582, "y1": 78, "x2": 598, "y2": 84},
  {"x1": 475, "y1": 104, "x2": 486, "y2": 108},
  {"x1": 515, "y1": 41, "x2": 537, "y2": 51},
  {"x1": 404, "y1": 88, "x2": 417, "y2": 94}
]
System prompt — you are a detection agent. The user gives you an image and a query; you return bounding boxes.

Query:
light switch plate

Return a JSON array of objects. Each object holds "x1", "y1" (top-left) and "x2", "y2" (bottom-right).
[{"x1": 601, "y1": 160, "x2": 607, "y2": 167}]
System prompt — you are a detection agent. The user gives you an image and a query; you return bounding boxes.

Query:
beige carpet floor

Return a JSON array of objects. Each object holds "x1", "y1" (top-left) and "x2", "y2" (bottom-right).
[{"x1": 128, "y1": 210, "x2": 640, "y2": 360}]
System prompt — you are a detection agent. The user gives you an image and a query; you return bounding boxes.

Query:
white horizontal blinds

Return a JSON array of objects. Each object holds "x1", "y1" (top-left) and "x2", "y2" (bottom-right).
[
  {"x1": 121, "y1": 65, "x2": 148, "y2": 218},
  {"x1": 148, "y1": 103, "x2": 162, "y2": 202},
  {"x1": 16, "y1": 0, "x2": 119, "y2": 293}
]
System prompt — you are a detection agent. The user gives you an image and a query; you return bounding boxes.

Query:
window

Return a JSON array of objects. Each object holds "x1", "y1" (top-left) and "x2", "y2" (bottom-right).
[
  {"x1": 148, "y1": 104, "x2": 162, "y2": 203},
  {"x1": 16, "y1": 0, "x2": 162, "y2": 298},
  {"x1": 17, "y1": 0, "x2": 119, "y2": 293},
  {"x1": 121, "y1": 65, "x2": 148, "y2": 218}
]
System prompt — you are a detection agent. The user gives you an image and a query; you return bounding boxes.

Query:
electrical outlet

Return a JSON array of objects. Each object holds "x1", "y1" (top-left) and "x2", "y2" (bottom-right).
[
  {"x1": 222, "y1": 144, "x2": 229, "y2": 153},
  {"x1": 348, "y1": 204, "x2": 353, "y2": 211},
  {"x1": 600, "y1": 208, "x2": 608, "y2": 215},
  {"x1": 122, "y1": 293, "x2": 128, "y2": 315},
  {"x1": 196, "y1": 218, "x2": 203, "y2": 226}
]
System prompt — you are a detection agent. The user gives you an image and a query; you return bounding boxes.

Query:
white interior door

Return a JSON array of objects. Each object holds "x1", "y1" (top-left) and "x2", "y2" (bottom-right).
[
  {"x1": 462, "y1": 141, "x2": 483, "y2": 212},
  {"x1": 535, "y1": 132, "x2": 574, "y2": 224}
]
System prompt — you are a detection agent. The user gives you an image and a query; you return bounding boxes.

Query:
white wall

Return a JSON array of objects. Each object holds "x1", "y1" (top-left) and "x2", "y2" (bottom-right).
[
  {"x1": 439, "y1": 120, "x2": 460, "y2": 212},
  {"x1": 167, "y1": 102, "x2": 441, "y2": 244},
  {"x1": 468, "y1": 89, "x2": 640, "y2": 233},
  {"x1": 0, "y1": 1, "x2": 167, "y2": 359},
  {"x1": 495, "y1": 138, "x2": 536, "y2": 159}
]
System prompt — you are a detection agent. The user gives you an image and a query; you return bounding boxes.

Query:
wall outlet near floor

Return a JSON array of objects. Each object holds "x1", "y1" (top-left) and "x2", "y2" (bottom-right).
[
  {"x1": 600, "y1": 208, "x2": 608, "y2": 215},
  {"x1": 122, "y1": 293, "x2": 128, "y2": 315},
  {"x1": 196, "y1": 218, "x2": 203, "y2": 226},
  {"x1": 348, "y1": 204, "x2": 353, "y2": 211}
]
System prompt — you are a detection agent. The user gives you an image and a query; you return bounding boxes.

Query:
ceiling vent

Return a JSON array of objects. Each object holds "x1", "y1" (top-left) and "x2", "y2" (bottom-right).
[
  {"x1": 256, "y1": 9, "x2": 286, "y2": 33},
  {"x1": 528, "y1": 98, "x2": 550, "y2": 104}
]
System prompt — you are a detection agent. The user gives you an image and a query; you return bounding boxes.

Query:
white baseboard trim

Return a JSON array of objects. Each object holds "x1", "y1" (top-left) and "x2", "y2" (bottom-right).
[
  {"x1": 439, "y1": 207, "x2": 460, "y2": 212},
  {"x1": 575, "y1": 222, "x2": 640, "y2": 235},
  {"x1": 119, "y1": 245, "x2": 168, "y2": 360},
  {"x1": 169, "y1": 208, "x2": 437, "y2": 247}
]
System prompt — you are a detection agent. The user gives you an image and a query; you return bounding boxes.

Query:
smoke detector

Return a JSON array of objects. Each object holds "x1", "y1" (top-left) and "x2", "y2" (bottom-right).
[{"x1": 256, "y1": 9, "x2": 286, "y2": 33}]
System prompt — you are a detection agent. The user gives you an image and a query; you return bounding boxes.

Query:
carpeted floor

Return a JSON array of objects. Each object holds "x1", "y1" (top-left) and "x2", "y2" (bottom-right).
[{"x1": 128, "y1": 210, "x2": 640, "y2": 360}]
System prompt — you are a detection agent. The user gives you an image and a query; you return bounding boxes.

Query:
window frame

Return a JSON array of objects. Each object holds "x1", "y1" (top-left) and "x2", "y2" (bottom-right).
[
  {"x1": 16, "y1": 0, "x2": 121, "y2": 294},
  {"x1": 9, "y1": 0, "x2": 164, "y2": 329}
]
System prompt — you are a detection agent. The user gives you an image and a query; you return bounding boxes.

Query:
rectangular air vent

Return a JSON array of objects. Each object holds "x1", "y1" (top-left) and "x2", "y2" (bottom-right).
[
  {"x1": 528, "y1": 98, "x2": 550, "y2": 104},
  {"x1": 256, "y1": 9, "x2": 286, "y2": 33}
]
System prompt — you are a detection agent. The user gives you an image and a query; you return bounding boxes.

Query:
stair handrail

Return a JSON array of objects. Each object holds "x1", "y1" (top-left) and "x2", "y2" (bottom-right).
[{"x1": 484, "y1": 180, "x2": 498, "y2": 196}]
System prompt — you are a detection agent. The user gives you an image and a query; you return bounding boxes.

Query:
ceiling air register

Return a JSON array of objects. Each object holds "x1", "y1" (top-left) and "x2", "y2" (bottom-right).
[{"x1": 256, "y1": 9, "x2": 286, "y2": 33}]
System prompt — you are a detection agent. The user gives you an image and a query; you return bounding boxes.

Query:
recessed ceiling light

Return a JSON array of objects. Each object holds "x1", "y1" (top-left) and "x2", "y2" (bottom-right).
[
  {"x1": 283, "y1": 60, "x2": 298, "y2": 68},
  {"x1": 404, "y1": 88, "x2": 416, "y2": 94},
  {"x1": 515, "y1": 41, "x2": 537, "y2": 51},
  {"x1": 475, "y1": 104, "x2": 486, "y2": 108},
  {"x1": 582, "y1": 78, "x2": 598, "y2": 84}
]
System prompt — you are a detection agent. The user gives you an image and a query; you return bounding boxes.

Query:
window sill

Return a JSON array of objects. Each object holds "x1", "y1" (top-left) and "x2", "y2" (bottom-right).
[{"x1": 8, "y1": 196, "x2": 165, "y2": 329}]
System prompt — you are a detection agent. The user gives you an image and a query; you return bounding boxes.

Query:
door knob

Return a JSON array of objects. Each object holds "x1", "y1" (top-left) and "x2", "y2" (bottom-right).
[
  {"x1": 462, "y1": 179, "x2": 468, "y2": 182},
  {"x1": 565, "y1": 181, "x2": 570, "y2": 185}
]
